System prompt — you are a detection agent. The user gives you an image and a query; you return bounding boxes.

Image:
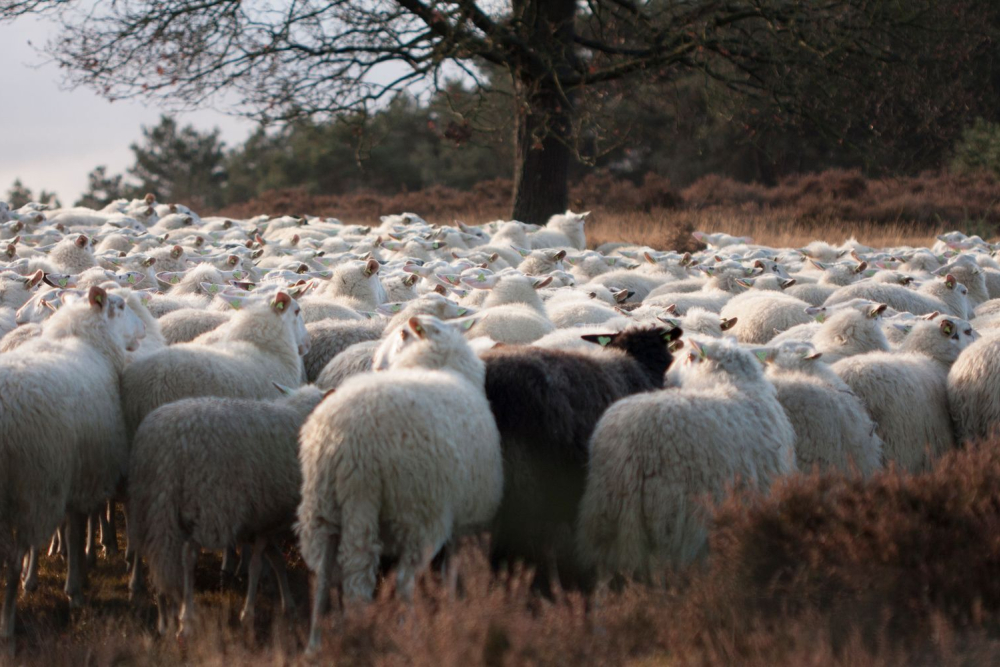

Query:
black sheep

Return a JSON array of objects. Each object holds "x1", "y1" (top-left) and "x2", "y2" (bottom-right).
[{"x1": 481, "y1": 325, "x2": 681, "y2": 591}]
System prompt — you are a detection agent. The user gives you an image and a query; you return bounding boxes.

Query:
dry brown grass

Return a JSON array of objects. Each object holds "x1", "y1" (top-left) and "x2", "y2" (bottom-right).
[
  {"x1": 10, "y1": 445, "x2": 1000, "y2": 665},
  {"x1": 208, "y1": 169, "x2": 1000, "y2": 252}
]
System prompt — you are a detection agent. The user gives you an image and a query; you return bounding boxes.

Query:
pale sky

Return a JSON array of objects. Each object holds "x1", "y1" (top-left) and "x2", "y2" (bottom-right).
[{"x1": 0, "y1": 14, "x2": 258, "y2": 206}]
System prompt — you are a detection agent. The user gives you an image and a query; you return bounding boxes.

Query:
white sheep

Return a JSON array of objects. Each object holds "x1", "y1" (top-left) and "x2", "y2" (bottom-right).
[
  {"x1": 811, "y1": 307, "x2": 890, "y2": 363},
  {"x1": 128, "y1": 385, "x2": 325, "y2": 637},
  {"x1": 576, "y1": 337, "x2": 796, "y2": 582},
  {"x1": 948, "y1": 331, "x2": 1000, "y2": 443},
  {"x1": 529, "y1": 210, "x2": 588, "y2": 250},
  {"x1": 459, "y1": 273, "x2": 555, "y2": 344},
  {"x1": 833, "y1": 317, "x2": 972, "y2": 472},
  {"x1": 297, "y1": 316, "x2": 503, "y2": 653},
  {"x1": 121, "y1": 292, "x2": 309, "y2": 434},
  {"x1": 759, "y1": 342, "x2": 883, "y2": 476},
  {"x1": 718, "y1": 290, "x2": 814, "y2": 344},
  {"x1": 825, "y1": 274, "x2": 970, "y2": 319},
  {"x1": 1, "y1": 286, "x2": 141, "y2": 639}
]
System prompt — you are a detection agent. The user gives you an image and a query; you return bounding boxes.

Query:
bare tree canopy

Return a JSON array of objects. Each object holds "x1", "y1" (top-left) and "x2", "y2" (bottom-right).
[{"x1": 5, "y1": 0, "x2": 997, "y2": 223}]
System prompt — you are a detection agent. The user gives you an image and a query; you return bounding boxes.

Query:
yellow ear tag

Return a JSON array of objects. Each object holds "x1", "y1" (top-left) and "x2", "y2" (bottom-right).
[
  {"x1": 597, "y1": 336, "x2": 612, "y2": 346},
  {"x1": 276, "y1": 301, "x2": 284, "y2": 310},
  {"x1": 391, "y1": 304, "x2": 402, "y2": 312},
  {"x1": 755, "y1": 351, "x2": 768, "y2": 364},
  {"x1": 462, "y1": 320, "x2": 474, "y2": 331},
  {"x1": 815, "y1": 314, "x2": 825, "y2": 323}
]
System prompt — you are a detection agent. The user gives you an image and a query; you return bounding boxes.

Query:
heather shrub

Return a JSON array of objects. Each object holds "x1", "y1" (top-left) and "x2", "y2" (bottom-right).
[{"x1": 690, "y1": 443, "x2": 1000, "y2": 654}]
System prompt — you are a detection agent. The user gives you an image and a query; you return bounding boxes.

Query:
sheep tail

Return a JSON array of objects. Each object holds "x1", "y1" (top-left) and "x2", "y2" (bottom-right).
[
  {"x1": 129, "y1": 443, "x2": 186, "y2": 600},
  {"x1": 577, "y1": 446, "x2": 650, "y2": 579}
]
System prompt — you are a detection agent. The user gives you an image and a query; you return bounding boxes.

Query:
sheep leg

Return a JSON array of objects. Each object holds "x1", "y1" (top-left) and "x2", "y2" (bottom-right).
[
  {"x1": 239, "y1": 538, "x2": 267, "y2": 626},
  {"x1": 156, "y1": 593, "x2": 171, "y2": 636},
  {"x1": 85, "y1": 513, "x2": 98, "y2": 568},
  {"x1": 48, "y1": 526, "x2": 63, "y2": 558},
  {"x1": 64, "y1": 511, "x2": 88, "y2": 607},
  {"x1": 21, "y1": 548, "x2": 38, "y2": 593},
  {"x1": 306, "y1": 538, "x2": 335, "y2": 656},
  {"x1": 177, "y1": 541, "x2": 199, "y2": 639},
  {"x1": 128, "y1": 550, "x2": 145, "y2": 600},
  {"x1": 1, "y1": 552, "x2": 22, "y2": 642},
  {"x1": 235, "y1": 542, "x2": 251, "y2": 578},
  {"x1": 395, "y1": 539, "x2": 436, "y2": 602},
  {"x1": 264, "y1": 543, "x2": 295, "y2": 615},
  {"x1": 123, "y1": 503, "x2": 134, "y2": 569},
  {"x1": 220, "y1": 545, "x2": 238, "y2": 587},
  {"x1": 100, "y1": 501, "x2": 118, "y2": 557}
]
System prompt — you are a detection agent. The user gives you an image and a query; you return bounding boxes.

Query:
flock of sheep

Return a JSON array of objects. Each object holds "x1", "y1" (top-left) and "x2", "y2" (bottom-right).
[{"x1": 1, "y1": 195, "x2": 1000, "y2": 654}]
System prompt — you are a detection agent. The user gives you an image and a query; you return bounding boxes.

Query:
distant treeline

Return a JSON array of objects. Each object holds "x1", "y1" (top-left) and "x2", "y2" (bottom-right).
[{"x1": 8, "y1": 75, "x2": 1000, "y2": 214}]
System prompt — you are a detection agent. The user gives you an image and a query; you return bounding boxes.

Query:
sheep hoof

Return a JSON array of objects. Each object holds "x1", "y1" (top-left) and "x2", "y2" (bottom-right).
[
  {"x1": 239, "y1": 609, "x2": 254, "y2": 626},
  {"x1": 67, "y1": 594, "x2": 85, "y2": 609}
]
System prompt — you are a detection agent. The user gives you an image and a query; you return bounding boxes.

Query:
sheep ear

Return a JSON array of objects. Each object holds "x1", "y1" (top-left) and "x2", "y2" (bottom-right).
[
  {"x1": 403, "y1": 274, "x2": 419, "y2": 287},
  {"x1": 808, "y1": 259, "x2": 828, "y2": 271},
  {"x1": 88, "y1": 285, "x2": 107, "y2": 312},
  {"x1": 613, "y1": 289, "x2": 630, "y2": 303},
  {"x1": 720, "y1": 317, "x2": 738, "y2": 331},
  {"x1": 170, "y1": 245, "x2": 184, "y2": 259},
  {"x1": 668, "y1": 339, "x2": 685, "y2": 353},
  {"x1": 892, "y1": 323, "x2": 913, "y2": 334},
  {"x1": 377, "y1": 302, "x2": 406, "y2": 315},
  {"x1": 227, "y1": 255, "x2": 241, "y2": 267},
  {"x1": 735, "y1": 278, "x2": 754, "y2": 289},
  {"x1": 922, "y1": 311, "x2": 940, "y2": 320},
  {"x1": 780, "y1": 278, "x2": 796, "y2": 289},
  {"x1": 533, "y1": 276, "x2": 554, "y2": 290},
  {"x1": 450, "y1": 315, "x2": 479, "y2": 333},
  {"x1": 855, "y1": 261, "x2": 869, "y2": 273},
  {"x1": 869, "y1": 303, "x2": 888, "y2": 318},
  {"x1": 644, "y1": 251, "x2": 657, "y2": 264},
  {"x1": 944, "y1": 274, "x2": 957, "y2": 289},
  {"x1": 271, "y1": 291, "x2": 292, "y2": 314},
  {"x1": 199, "y1": 282, "x2": 223, "y2": 296},
  {"x1": 940, "y1": 319, "x2": 956, "y2": 336},
  {"x1": 25, "y1": 269, "x2": 44, "y2": 289},
  {"x1": 364, "y1": 258, "x2": 381, "y2": 277},
  {"x1": 691, "y1": 231, "x2": 706, "y2": 243},
  {"x1": 581, "y1": 333, "x2": 619, "y2": 347},
  {"x1": 551, "y1": 250, "x2": 567, "y2": 262},
  {"x1": 75, "y1": 234, "x2": 89, "y2": 249},
  {"x1": 513, "y1": 245, "x2": 531, "y2": 258},
  {"x1": 803, "y1": 351, "x2": 822, "y2": 360},
  {"x1": 656, "y1": 315, "x2": 681, "y2": 328},
  {"x1": 143, "y1": 257, "x2": 157, "y2": 267},
  {"x1": 43, "y1": 273, "x2": 76, "y2": 289},
  {"x1": 662, "y1": 326, "x2": 683, "y2": 342},
  {"x1": 407, "y1": 316, "x2": 428, "y2": 339},
  {"x1": 489, "y1": 252, "x2": 499, "y2": 263},
  {"x1": 602, "y1": 256, "x2": 616, "y2": 266},
  {"x1": 156, "y1": 271, "x2": 184, "y2": 286},
  {"x1": 272, "y1": 382, "x2": 293, "y2": 395}
]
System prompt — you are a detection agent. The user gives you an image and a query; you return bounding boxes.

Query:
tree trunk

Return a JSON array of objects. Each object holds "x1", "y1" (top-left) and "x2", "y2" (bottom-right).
[
  {"x1": 510, "y1": 0, "x2": 577, "y2": 226},
  {"x1": 511, "y1": 78, "x2": 573, "y2": 225}
]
